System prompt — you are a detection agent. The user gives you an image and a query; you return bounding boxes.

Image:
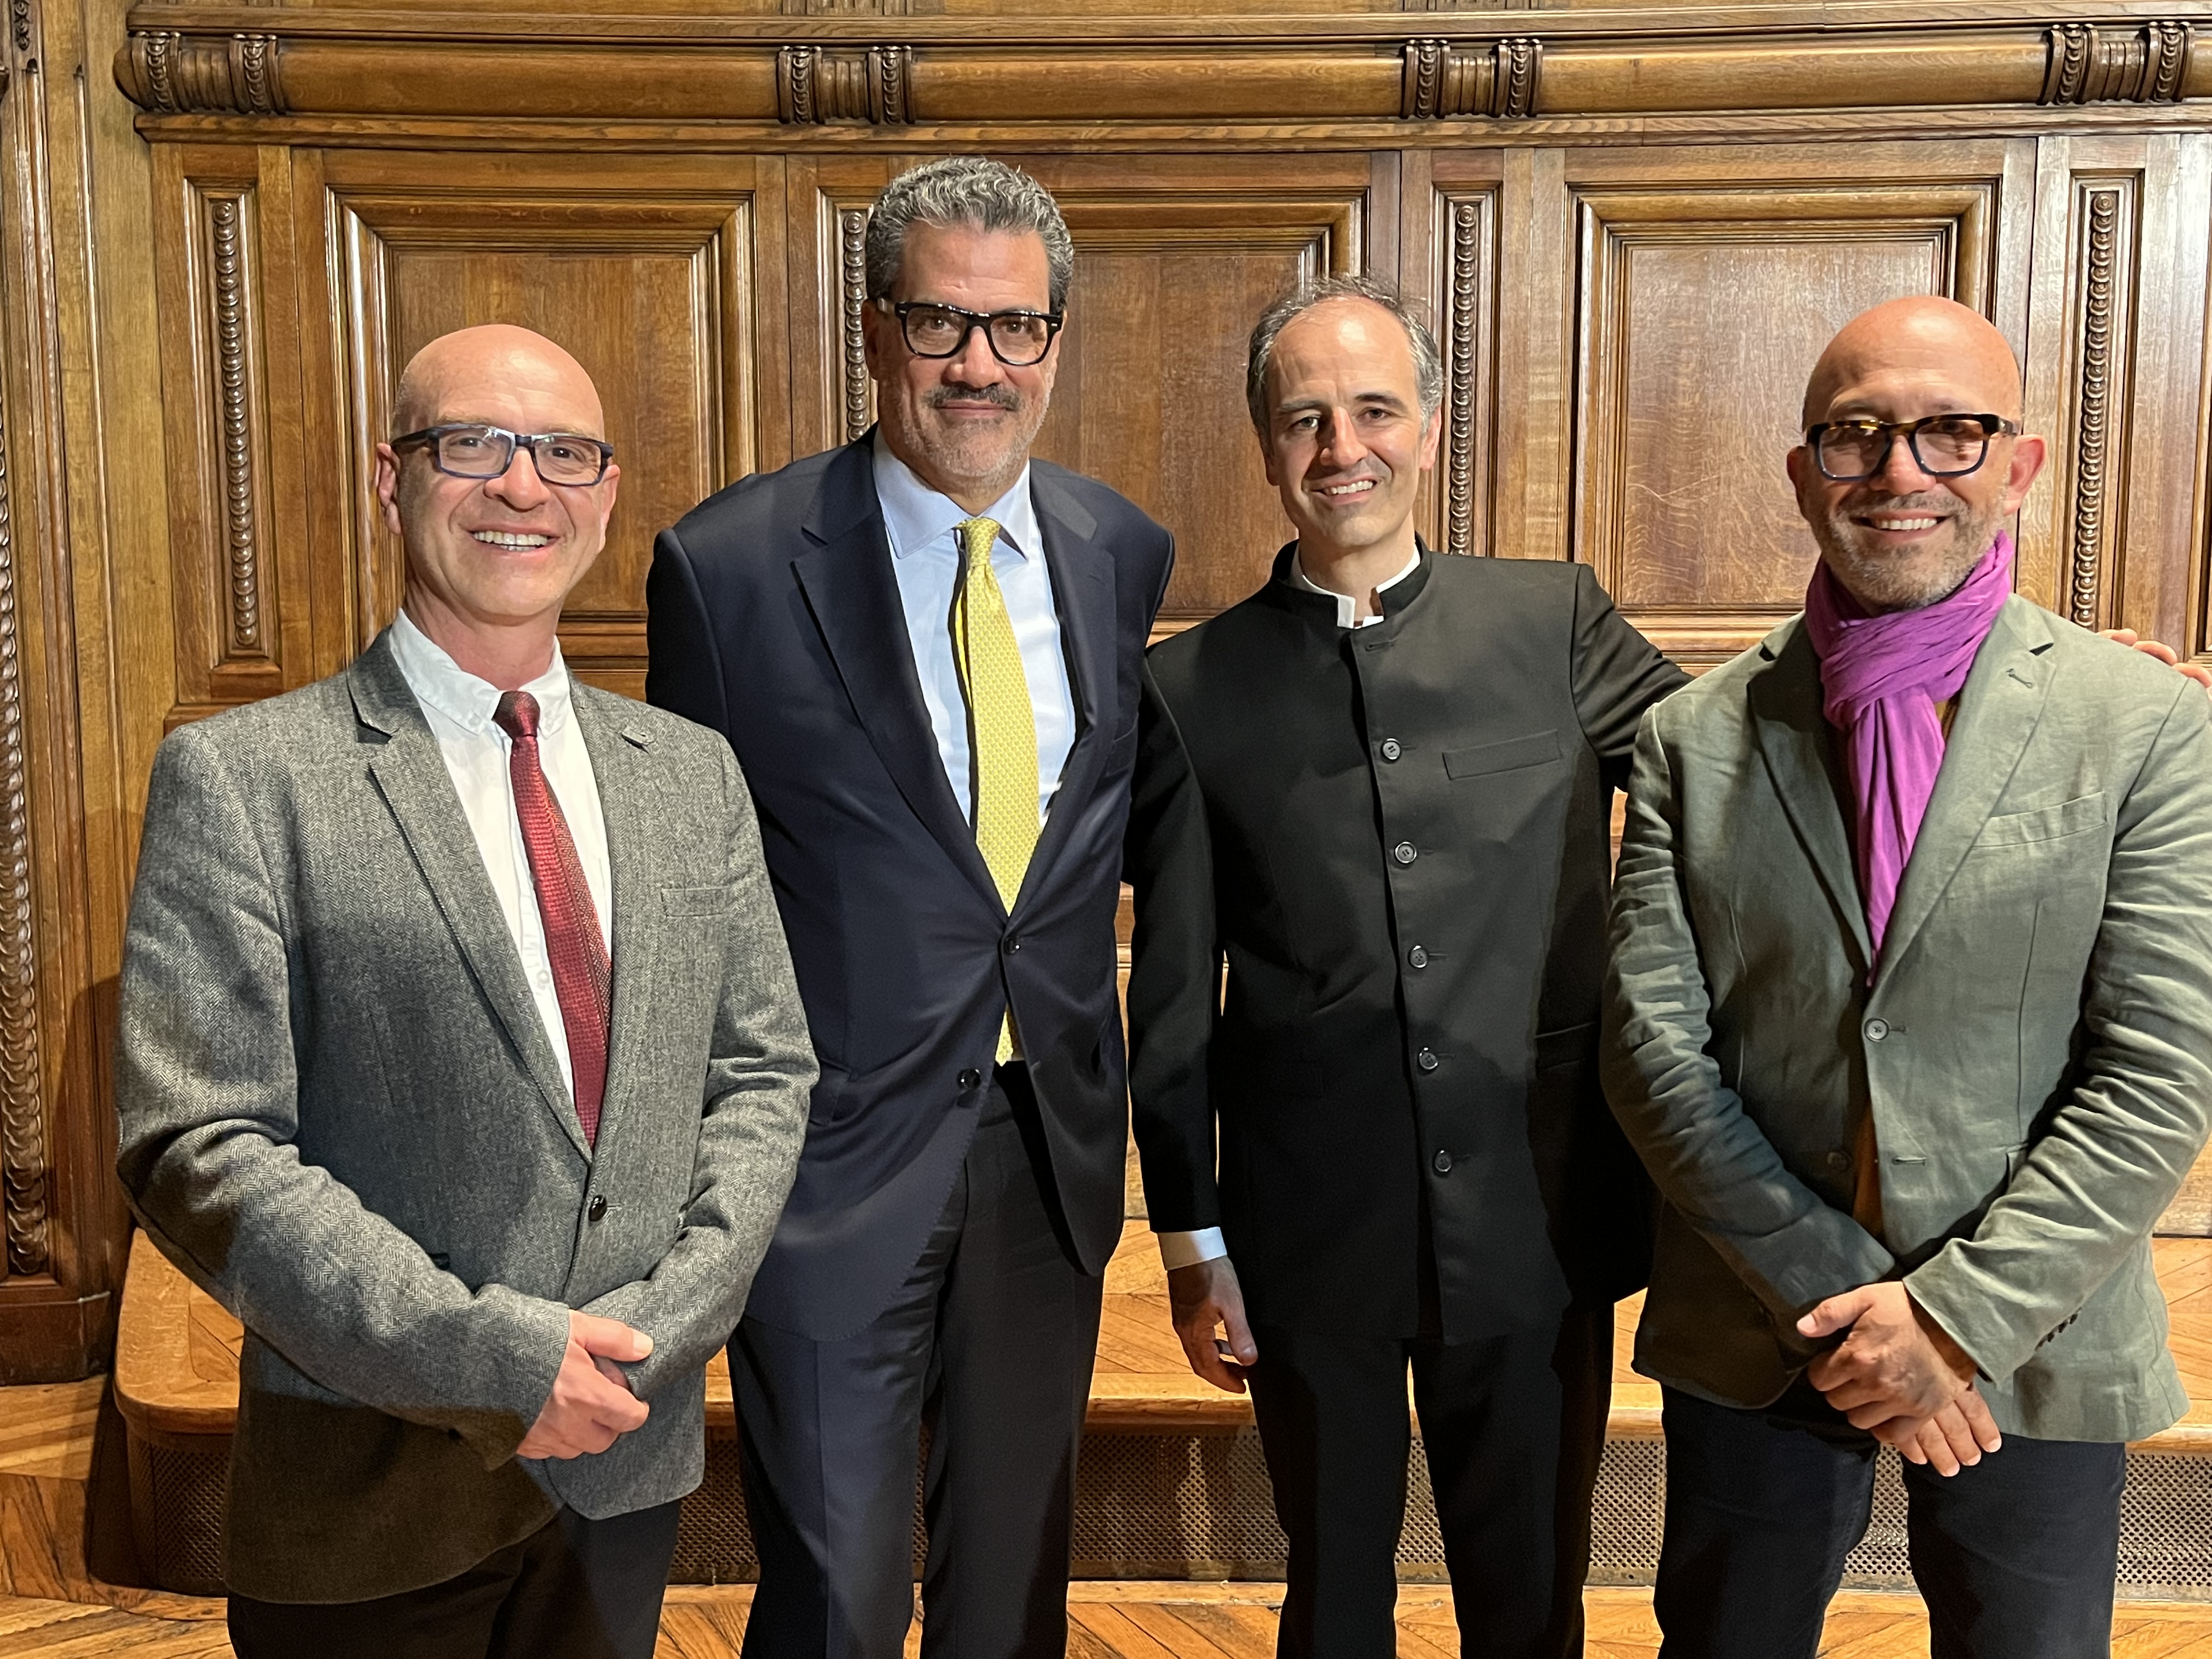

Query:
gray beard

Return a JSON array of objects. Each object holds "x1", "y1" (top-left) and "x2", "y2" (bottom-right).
[{"x1": 1812, "y1": 496, "x2": 2004, "y2": 613}]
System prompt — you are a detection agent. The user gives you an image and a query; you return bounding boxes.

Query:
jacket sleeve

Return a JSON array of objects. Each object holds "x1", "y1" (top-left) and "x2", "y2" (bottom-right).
[
  {"x1": 1905, "y1": 680, "x2": 2212, "y2": 1381},
  {"x1": 1568, "y1": 562, "x2": 1692, "y2": 789},
  {"x1": 1602, "y1": 707, "x2": 1897, "y2": 1324},
  {"x1": 1123, "y1": 659, "x2": 1223, "y2": 1233},
  {"x1": 646, "y1": 526, "x2": 732, "y2": 734},
  {"x1": 115, "y1": 726, "x2": 573, "y2": 1469},
  {"x1": 580, "y1": 738, "x2": 816, "y2": 1399}
]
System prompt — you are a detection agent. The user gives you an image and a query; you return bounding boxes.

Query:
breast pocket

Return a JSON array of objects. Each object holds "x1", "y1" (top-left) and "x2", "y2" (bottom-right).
[
  {"x1": 1976, "y1": 792, "x2": 2107, "y2": 848},
  {"x1": 661, "y1": 885, "x2": 735, "y2": 916},
  {"x1": 1443, "y1": 730, "x2": 1562, "y2": 780},
  {"x1": 1443, "y1": 729, "x2": 1567, "y2": 848}
]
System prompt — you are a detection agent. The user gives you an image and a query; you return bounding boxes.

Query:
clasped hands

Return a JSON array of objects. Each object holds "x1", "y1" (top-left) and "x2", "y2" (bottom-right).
[
  {"x1": 1796, "y1": 1280, "x2": 2002, "y2": 1476},
  {"x1": 515, "y1": 1311, "x2": 654, "y2": 1460}
]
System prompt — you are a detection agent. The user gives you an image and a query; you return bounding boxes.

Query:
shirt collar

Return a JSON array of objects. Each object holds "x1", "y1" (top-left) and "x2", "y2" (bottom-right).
[
  {"x1": 388, "y1": 606, "x2": 573, "y2": 739},
  {"x1": 872, "y1": 431, "x2": 1041, "y2": 564},
  {"x1": 1290, "y1": 544, "x2": 1424, "y2": 629}
]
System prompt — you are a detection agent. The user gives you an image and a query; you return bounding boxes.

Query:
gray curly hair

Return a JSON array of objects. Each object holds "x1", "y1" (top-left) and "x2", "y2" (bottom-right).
[
  {"x1": 865, "y1": 157, "x2": 1075, "y2": 313},
  {"x1": 1245, "y1": 274, "x2": 1444, "y2": 434}
]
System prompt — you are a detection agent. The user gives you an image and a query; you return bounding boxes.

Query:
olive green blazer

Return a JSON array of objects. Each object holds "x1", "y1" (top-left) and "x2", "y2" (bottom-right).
[{"x1": 1603, "y1": 596, "x2": 2212, "y2": 1442}]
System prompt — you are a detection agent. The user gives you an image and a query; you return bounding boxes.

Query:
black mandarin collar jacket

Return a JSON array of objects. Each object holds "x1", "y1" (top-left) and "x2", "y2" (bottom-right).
[{"x1": 1125, "y1": 541, "x2": 1688, "y2": 1340}]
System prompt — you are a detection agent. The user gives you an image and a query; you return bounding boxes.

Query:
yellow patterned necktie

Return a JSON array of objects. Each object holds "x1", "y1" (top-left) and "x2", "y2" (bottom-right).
[{"x1": 952, "y1": 517, "x2": 1041, "y2": 1061}]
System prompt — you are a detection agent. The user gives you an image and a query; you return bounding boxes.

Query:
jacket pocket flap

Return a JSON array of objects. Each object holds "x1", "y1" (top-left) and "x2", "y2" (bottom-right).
[
  {"x1": 1979, "y1": 792, "x2": 2107, "y2": 847},
  {"x1": 1444, "y1": 729, "x2": 1561, "y2": 780},
  {"x1": 661, "y1": 885, "x2": 735, "y2": 915}
]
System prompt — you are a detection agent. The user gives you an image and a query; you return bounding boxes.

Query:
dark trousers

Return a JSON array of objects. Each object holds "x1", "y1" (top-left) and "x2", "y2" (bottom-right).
[
  {"x1": 1655, "y1": 1381, "x2": 2126, "y2": 1659},
  {"x1": 731, "y1": 1064, "x2": 1105, "y2": 1659},
  {"x1": 226, "y1": 1500, "x2": 681, "y2": 1659},
  {"x1": 1246, "y1": 1304, "x2": 1613, "y2": 1659}
]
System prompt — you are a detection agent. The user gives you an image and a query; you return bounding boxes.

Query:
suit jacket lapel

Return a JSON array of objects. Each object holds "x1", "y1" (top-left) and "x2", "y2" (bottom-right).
[
  {"x1": 1878, "y1": 596, "x2": 2055, "y2": 980},
  {"x1": 349, "y1": 635, "x2": 588, "y2": 1159},
  {"x1": 574, "y1": 689, "x2": 657, "y2": 1160},
  {"x1": 793, "y1": 441, "x2": 1002, "y2": 913},
  {"x1": 1748, "y1": 618, "x2": 1875, "y2": 973},
  {"x1": 1017, "y1": 470, "x2": 1114, "y2": 915}
]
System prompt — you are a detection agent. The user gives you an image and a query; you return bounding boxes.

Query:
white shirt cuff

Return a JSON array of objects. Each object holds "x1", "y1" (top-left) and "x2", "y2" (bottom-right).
[{"x1": 1155, "y1": 1227, "x2": 1229, "y2": 1271}]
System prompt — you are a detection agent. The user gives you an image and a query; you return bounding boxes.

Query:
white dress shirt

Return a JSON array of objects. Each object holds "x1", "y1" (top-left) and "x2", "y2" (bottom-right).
[
  {"x1": 1154, "y1": 542, "x2": 1425, "y2": 1272},
  {"x1": 388, "y1": 608, "x2": 613, "y2": 1106},
  {"x1": 873, "y1": 435, "x2": 1077, "y2": 827}
]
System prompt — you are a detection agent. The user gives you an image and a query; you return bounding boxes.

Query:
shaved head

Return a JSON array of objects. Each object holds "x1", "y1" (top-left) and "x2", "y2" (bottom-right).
[
  {"x1": 392, "y1": 324, "x2": 605, "y2": 441},
  {"x1": 1787, "y1": 296, "x2": 2043, "y2": 613},
  {"x1": 1801, "y1": 296, "x2": 2021, "y2": 431}
]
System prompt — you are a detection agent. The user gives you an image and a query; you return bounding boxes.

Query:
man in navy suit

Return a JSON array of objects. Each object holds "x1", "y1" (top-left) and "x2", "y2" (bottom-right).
[{"x1": 647, "y1": 156, "x2": 1173, "y2": 1657}]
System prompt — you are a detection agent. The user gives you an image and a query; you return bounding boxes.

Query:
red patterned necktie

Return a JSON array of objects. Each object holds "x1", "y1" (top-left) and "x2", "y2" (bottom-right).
[{"x1": 493, "y1": 690, "x2": 611, "y2": 1147}]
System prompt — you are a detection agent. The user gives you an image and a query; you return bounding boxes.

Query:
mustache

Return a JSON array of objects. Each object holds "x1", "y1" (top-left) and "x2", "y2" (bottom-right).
[
  {"x1": 926, "y1": 383, "x2": 1021, "y2": 411},
  {"x1": 1838, "y1": 492, "x2": 1955, "y2": 517}
]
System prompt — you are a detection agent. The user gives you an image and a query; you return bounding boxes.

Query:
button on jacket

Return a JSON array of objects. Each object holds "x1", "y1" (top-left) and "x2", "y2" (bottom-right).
[{"x1": 1127, "y1": 544, "x2": 1687, "y2": 1339}]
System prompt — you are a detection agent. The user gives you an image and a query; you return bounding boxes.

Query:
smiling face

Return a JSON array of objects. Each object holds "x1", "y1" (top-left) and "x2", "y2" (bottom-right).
[
  {"x1": 1787, "y1": 297, "x2": 2044, "y2": 612},
  {"x1": 374, "y1": 325, "x2": 619, "y2": 669},
  {"x1": 862, "y1": 221, "x2": 1059, "y2": 512},
  {"x1": 1259, "y1": 297, "x2": 1442, "y2": 569}
]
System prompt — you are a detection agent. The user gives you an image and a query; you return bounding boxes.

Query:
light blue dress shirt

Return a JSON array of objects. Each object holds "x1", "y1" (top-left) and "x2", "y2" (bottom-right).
[{"x1": 873, "y1": 435, "x2": 1076, "y2": 828}]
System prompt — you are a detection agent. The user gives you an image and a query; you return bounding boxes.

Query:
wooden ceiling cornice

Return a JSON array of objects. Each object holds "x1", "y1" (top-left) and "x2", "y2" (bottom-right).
[{"x1": 113, "y1": 5, "x2": 2212, "y2": 127}]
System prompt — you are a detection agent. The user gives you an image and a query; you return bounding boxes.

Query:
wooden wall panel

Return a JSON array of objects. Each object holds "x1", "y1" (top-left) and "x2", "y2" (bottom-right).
[
  {"x1": 304, "y1": 151, "x2": 785, "y2": 697},
  {"x1": 1567, "y1": 144, "x2": 2028, "y2": 665},
  {"x1": 1020, "y1": 155, "x2": 1370, "y2": 628}
]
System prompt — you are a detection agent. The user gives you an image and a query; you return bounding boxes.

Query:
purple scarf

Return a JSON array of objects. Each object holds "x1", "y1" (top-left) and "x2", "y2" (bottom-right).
[{"x1": 1802, "y1": 532, "x2": 2013, "y2": 965}]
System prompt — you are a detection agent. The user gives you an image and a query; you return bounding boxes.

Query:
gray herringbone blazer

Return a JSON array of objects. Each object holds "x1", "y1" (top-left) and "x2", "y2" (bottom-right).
[
  {"x1": 1604, "y1": 597, "x2": 2212, "y2": 1442},
  {"x1": 115, "y1": 632, "x2": 816, "y2": 1602}
]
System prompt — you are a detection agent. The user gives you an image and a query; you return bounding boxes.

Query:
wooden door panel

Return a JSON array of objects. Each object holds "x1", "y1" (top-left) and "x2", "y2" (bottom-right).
[{"x1": 303, "y1": 151, "x2": 785, "y2": 697}]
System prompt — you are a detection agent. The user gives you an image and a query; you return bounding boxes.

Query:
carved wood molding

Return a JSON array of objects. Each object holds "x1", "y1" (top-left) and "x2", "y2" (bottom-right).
[
  {"x1": 204, "y1": 192, "x2": 266, "y2": 658},
  {"x1": 2067, "y1": 182, "x2": 2131, "y2": 627},
  {"x1": 1445, "y1": 198, "x2": 1482, "y2": 556},
  {"x1": 120, "y1": 30, "x2": 286, "y2": 114},
  {"x1": 2042, "y1": 21, "x2": 2193, "y2": 104},
  {"x1": 104, "y1": 19, "x2": 2212, "y2": 126},
  {"x1": 777, "y1": 43, "x2": 912, "y2": 124},
  {"x1": 839, "y1": 206, "x2": 873, "y2": 443},
  {"x1": 0, "y1": 369, "x2": 47, "y2": 1283},
  {"x1": 1402, "y1": 36, "x2": 1542, "y2": 119}
]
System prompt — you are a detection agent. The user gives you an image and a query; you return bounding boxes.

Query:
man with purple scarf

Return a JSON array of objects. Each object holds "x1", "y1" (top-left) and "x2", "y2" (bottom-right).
[{"x1": 1602, "y1": 295, "x2": 2212, "y2": 1658}]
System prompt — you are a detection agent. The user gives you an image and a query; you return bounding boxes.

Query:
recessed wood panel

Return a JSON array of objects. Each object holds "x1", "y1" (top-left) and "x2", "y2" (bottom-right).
[
  {"x1": 1570, "y1": 150, "x2": 2022, "y2": 665},
  {"x1": 307, "y1": 151, "x2": 784, "y2": 693}
]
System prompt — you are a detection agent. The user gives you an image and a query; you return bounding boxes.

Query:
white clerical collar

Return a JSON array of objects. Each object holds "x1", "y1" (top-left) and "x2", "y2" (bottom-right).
[
  {"x1": 389, "y1": 606, "x2": 572, "y2": 739},
  {"x1": 872, "y1": 432, "x2": 1040, "y2": 564},
  {"x1": 1291, "y1": 544, "x2": 1424, "y2": 629}
]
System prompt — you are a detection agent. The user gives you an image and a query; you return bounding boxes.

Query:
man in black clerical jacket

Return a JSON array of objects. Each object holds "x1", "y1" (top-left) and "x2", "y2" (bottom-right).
[{"x1": 1123, "y1": 275, "x2": 1688, "y2": 1658}]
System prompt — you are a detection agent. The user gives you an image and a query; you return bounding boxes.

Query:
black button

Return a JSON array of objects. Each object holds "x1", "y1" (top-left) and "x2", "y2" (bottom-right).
[
  {"x1": 588, "y1": 1194, "x2": 607, "y2": 1223},
  {"x1": 1380, "y1": 738, "x2": 1403, "y2": 762},
  {"x1": 959, "y1": 1068, "x2": 983, "y2": 1090},
  {"x1": 1005, "y1": 936, "x2": 1022, "y2": 953},
  {"x1": 1417, "y1": 1047, "x2": 1439, "y2": 1071},
  {"x1": 1433, "y1": 1149, "x2": 1454, "y2": 1174},
  {"x1": 1393, "y1": 841, "x2": 1417, "y2": 865},
  {"x1": 1407, "y1": 945, "x2": 1427, "y2": 968},
  {"x1": 1826, "y1": 1150, "x2": 1851, "y2": 1172}
]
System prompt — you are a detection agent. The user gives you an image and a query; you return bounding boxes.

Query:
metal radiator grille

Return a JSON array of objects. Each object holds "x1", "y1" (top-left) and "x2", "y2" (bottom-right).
[{"x1": 144, "y1": 1442, "x2": 228, "y2": 1596}]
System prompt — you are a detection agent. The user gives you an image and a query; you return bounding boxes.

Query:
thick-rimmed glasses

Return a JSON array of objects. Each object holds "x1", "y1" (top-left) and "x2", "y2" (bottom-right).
[
  {"x1": 882, "y1": 300, "x2": 1064, "y2": 367},
  {"x1": 391, "y1": 424, "x2": 616, "y2": 487},
  {"x1": 1804, "y1": 414, "x2": 2019, "y2": 482}
]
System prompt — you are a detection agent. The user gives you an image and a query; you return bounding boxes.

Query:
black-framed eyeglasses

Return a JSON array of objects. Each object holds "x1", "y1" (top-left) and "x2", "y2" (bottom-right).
[
  {"x1": 391, "y1": 424, "x2": 615, "y2": 487},
  {"x1": 881, "y1": 300, "x2": 1064, "y2": 367},
  {"x1": 1804, "y1": 413, "x2": 2020, "y2": 482}
]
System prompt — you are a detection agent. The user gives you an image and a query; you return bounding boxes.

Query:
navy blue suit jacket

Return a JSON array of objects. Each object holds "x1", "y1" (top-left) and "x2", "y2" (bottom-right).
[{"x1": 647, "y1": 436, "x2": 1174, "y2": 1340}]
